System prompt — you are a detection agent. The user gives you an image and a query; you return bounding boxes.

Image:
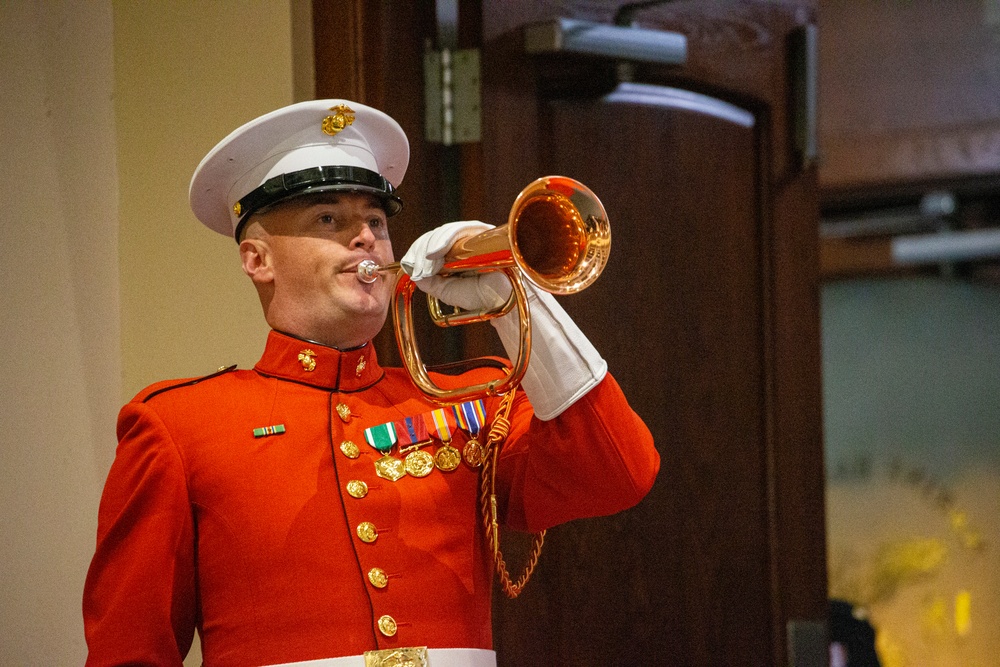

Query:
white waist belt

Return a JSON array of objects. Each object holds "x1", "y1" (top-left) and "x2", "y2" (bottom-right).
[{"x1": 265, "y1": 647, "x2": 496, "y2": 667}]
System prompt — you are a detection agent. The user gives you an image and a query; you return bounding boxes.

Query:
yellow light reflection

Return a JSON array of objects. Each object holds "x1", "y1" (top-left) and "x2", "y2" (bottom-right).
[{"x1": 955, "y1": 589, "x2": 971, "y2": 638}]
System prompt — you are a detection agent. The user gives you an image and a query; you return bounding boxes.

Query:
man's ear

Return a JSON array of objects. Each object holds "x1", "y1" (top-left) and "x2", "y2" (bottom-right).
[{"x1": 239, "y1": 238, "x2": 274, "y2": 285}]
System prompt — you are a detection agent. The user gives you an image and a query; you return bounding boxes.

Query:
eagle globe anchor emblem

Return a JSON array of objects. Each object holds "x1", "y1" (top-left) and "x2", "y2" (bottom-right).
[
  {"x1": 321, "y1": 104, "x2": 355, "y2": 136},
  {"x1": 297, "y1": 349, "x2": 317, "y2": 372}
]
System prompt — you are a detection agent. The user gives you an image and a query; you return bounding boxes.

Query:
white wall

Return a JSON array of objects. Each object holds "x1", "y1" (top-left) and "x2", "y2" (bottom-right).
[{"x1": 0, "y1": 1, "x2": 306, "y2": 663}]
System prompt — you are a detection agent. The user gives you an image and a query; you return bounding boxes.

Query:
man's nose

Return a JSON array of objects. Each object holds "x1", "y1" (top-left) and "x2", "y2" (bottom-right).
[{"x1": 353, "y1": 222, "x2": 376, "y2": 248}]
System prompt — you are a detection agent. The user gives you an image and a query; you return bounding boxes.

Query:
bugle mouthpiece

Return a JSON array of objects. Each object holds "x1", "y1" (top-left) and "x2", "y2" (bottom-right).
[{"x1": 356, "y1": 260, "x2": 381, "y2": 284}]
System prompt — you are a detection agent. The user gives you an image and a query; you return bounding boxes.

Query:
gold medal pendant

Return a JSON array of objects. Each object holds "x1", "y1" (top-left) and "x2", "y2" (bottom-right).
[
  {"x1": 463, "y1": 438, "x2": 485, "y2": 468},
  {"x1": 435, "y1": 443, "x2": 462, "y2": 472},
  {"x1": 404, "y1": 450, "x2": 435, "y2": 478},
  {"x1": 375, "y1": 454, "x2": 406, "y2": 481}
]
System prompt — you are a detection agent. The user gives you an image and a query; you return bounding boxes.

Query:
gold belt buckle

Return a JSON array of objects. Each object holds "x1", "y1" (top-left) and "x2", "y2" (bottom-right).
[{"x1": 363, "y1": 646, "x2": 429, "y2": 667}]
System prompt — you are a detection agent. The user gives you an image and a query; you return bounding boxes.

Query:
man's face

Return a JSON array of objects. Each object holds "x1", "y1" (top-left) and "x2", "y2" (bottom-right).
[{"x1": 247, "y1": 191, "x2": 395, "y2": 348}]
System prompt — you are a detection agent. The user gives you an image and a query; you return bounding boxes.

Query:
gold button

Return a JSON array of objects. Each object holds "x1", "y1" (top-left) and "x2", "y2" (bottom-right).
[
  {"x1": 346, "y1": 480, "x2": 368, "y2": 499},
  {"x1": 340, "y1": 440, "x2": 360, "y2": 459},
  {"x1": 368, "y1": 567, "x2": 388, "y2": 588},
  {"x1": 336, "y1": 402, "x2": 352, "y2": 422},
  {"x1": 357, "y1": 521, "x2": 378, "y2": 543},
  {"x1": 377, "y1": 614, "x2": 397, "y2": 637}
]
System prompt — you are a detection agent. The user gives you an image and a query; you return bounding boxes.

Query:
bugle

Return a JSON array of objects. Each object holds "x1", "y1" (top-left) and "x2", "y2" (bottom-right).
[{"x1": 357, "y1": 175, "x2": 610, "y2": 402}]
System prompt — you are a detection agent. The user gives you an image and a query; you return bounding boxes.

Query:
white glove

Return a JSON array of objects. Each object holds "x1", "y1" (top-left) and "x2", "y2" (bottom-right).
[
  {"x1": 489, "y1": 285, "x2": 607, "y2": 420},
  {"x1": 403, "y1": 222, "x2": 607, "y2": 420},
  {"x1": 409, "y1": 272, "x2": 512, "y2": 313},
  {"x1": 400, "y1": 220, "x2": 494, "y2": 279}
]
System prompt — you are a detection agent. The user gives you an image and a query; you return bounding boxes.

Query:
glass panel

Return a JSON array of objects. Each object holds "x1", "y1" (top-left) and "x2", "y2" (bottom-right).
[{"x1": 823, "y1": 277, "x2": 1000, "y2": 666}]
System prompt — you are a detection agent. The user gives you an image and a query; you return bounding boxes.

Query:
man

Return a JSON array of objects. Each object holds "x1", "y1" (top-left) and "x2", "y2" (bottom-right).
[{"x1": 84, "y1": 100, "x2": 659, "y2": 666}]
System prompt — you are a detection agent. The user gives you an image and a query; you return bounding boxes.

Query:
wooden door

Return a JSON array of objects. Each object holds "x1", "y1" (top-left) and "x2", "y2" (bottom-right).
[
  {"x1": 478, "y1": 3, "x2": 827, "y2": 666},
  {"x1": 490, "y1": 88, "x2": 775, "y2": 665}
]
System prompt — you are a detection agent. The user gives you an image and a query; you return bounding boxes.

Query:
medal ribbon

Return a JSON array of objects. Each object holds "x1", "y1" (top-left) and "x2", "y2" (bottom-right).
[
  {"x1": 453, "y1": 399, "x2": 486, "y2": 438},
  {"x1": 394, "y1": 414, "x2": 428, "y2": 446},
  {"x1": 363, "y1": 422, "x2": 398, "y2": 453},
  {"x1": 423, "y1": 408, "x2": 456, "y2": 442},
  {"x1": 363, "y1": 400, "x2": 487, "y2": 451}
]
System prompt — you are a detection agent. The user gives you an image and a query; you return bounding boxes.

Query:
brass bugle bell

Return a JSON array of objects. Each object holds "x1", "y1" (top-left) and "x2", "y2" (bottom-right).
[{"x1": 358, "y1": 175, "x2": 611, "y2": 403}]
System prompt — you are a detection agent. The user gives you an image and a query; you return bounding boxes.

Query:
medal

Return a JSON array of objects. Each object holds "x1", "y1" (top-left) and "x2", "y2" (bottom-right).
[
  {"x1": 400, "y1": 438, "x2": 434, "y2": 477},
  {"x1": 404, "y1": 450, "x2": 435, "y2": 477},
  {"x1": 463, "y1": 439, "x2": 485, "y2": 467},
  {"x1": 365, "y1": 422, "x2": 406, "y2": 482},
  {"x1": 421, "y1": 408, "x2": 460, "y2": 473},
  {"x1": 454, "y1": 399, "x2": 487, "y2": 468},
  {"x1": 360, "y1": 400, "x2": 490, "y2": 480},
  {"x1": 375, "y1": 454, "x2": 406, "y2": 482},
  {"x1": 435, "y1": 442, "x2": 462, "y2": 472}
]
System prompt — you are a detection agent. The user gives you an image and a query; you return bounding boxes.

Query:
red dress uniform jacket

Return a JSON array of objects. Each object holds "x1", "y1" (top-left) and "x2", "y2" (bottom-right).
[{"x1": 83, "y1": 330, "x2": 659, "y2": 666}]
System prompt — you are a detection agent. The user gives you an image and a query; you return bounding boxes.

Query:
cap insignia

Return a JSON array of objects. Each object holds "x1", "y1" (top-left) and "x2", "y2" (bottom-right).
[
  {"x1": 322, "y1": 104, "x2": 355, "y2": 136},
  {"x1": 298, "y1": 349, "x2": 317, "y2": 372},
  {"x1": 233, "y1": 201, "x2": 242, "y2": 217}
]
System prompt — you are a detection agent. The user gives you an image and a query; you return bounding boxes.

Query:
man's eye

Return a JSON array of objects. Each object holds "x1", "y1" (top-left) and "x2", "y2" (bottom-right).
[
  {"x1": 369, "y1": 217, "x2": 385, "y2": 229},
  {"x1": 318, "y1": 214, "x2": 334, "y2": 225}
]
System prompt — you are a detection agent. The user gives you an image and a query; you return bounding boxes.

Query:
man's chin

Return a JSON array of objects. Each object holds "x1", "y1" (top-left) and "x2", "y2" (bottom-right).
[{"x1": 346, "y1": 300, "x2": 391, "y2": 330}]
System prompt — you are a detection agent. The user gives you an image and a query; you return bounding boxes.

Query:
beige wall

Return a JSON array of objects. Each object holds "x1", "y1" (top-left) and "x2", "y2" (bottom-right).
[
  {"x1": 1, "y1": 2, "x2": 120, "y2": 663},
  {"x1": 0, "y1": 1, "x2": 308, "y2": 663},
  {"x1": 115, "y1": 0, "x2": 297, "y2": 399}
]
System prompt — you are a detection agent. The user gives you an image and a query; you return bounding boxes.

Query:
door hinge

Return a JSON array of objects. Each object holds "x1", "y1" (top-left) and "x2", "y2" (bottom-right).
[
  {"x1": 789, "y1": 23, "x2": 819, "y2": 169},
  {"x1": 424, "y1": 47, "x2": 481, "y2": 145}
]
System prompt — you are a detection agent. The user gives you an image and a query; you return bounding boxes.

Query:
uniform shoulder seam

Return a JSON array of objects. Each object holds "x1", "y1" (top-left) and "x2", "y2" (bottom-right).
[{"x1": 137, "y1": 364, "x2": 238, "y2": 403}]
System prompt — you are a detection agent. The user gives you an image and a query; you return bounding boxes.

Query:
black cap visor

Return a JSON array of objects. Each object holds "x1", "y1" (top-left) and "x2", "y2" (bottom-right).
[{"x1": 233, "y1": 165, "x2": 402, "y2": 241}]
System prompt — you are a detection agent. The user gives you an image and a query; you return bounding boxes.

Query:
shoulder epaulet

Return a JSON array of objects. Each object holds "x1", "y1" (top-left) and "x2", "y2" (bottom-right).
[{"x1": 135, "y1": 364, "x2": 238, "y2": 403}]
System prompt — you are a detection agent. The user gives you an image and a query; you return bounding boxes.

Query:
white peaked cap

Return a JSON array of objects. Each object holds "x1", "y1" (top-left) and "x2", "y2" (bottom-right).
[{"x1": 189, "y1": 99, "x2": 409, "y2": 240}]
